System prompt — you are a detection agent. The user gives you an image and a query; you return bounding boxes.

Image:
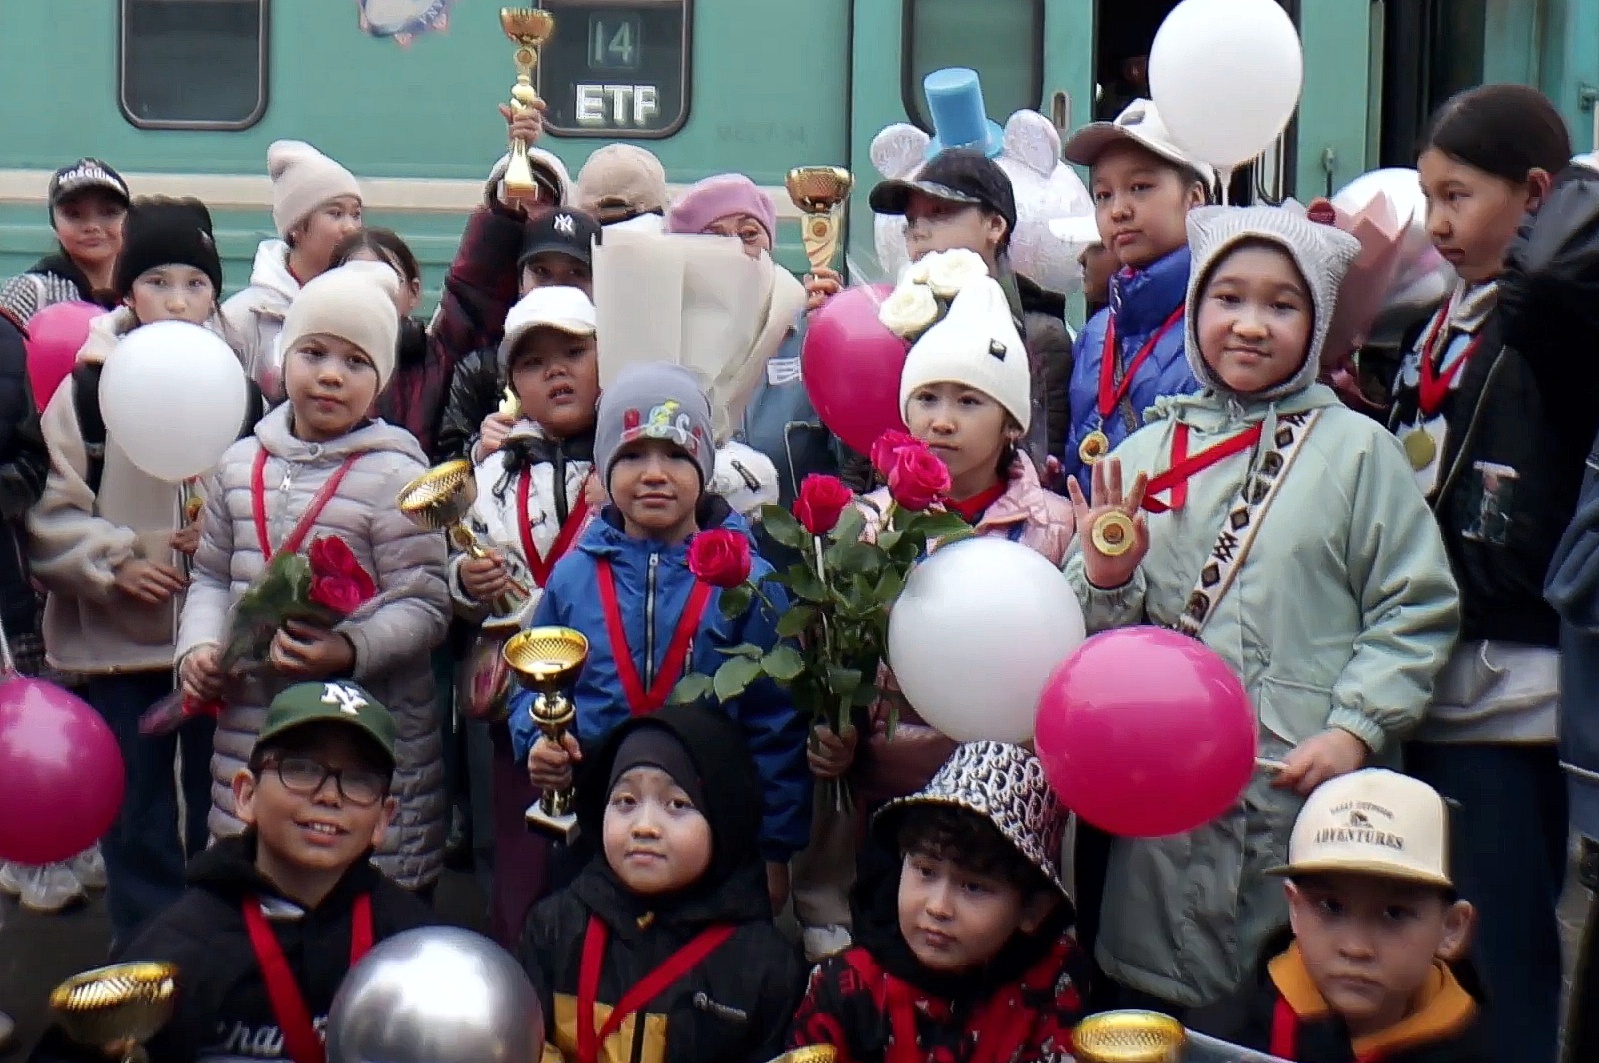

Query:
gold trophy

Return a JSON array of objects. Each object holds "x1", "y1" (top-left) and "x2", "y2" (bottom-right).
[
  {"x1": 504, "y1": 626, "x2": 590, "y2": 841},
  {"x1": 765, "y1": 1048, "x2": 838, "y2": 1063},
  {"x1": 785, "y1": 166, "x2": 854, "y2": 273},
  {"x1": 1071, "y1": 1011, "x2": 1186, "y2": 1063},
  {"x1": 50, "y1": 963, "x2": 179, "y2": 1063},
  {"x1": 500, "y1": 7, "x2": 557, "y2": 198},
  {"x1": 398, "y1": 459, "x2": 531, "y2": 617}
]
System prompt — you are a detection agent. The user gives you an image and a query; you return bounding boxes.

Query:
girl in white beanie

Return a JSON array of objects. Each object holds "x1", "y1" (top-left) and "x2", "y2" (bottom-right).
[
  {"x1": 223, "y1": 140, "x2": 364, "y2": 402},
  {"x1": 793, "y1": 258, "x2": 1076, "y2": 962},
  {"x1": 179, "y1": 262, "x2": 453, "y2": 894}
]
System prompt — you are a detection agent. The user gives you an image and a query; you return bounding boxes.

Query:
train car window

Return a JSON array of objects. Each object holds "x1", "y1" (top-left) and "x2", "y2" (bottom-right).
[
  {"x1": 902, "y1": 0, "x2": 1043, "y2": 132},
  {"x1": 535, "y1": 0, "x2": 692, "y2": 138},
  {"x1": 119, "y1": 0, "x2": 269, "y2": 129}
]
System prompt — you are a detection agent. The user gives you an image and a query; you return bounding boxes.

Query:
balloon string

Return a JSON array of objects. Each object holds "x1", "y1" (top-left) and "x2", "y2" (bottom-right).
[
  {"x1": 0, "y1": 609, "x2": 16, "y2": 679},
  {"x1": 1218, "y1": 167, "x2": 1234, "y2": 207}
]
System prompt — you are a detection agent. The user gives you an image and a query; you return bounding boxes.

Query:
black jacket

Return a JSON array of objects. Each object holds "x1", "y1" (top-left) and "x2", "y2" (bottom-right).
[
  {"x1": 0, "y1": 311, "x2": 50, "y2": 635},
  {"x1": 519, "y1": 704, "x2": 806, "y2": 1063},
  {"x1": 1189, "y1": 943, "x2": 1490, "y2": 1063},
  {"x1": 31, "y1": 835, "x2": 436, "y2": 1063},
  {"x1": 1389, "y1": 303, "x2": 1591, "y2": 647},
  {"x1": 436, "y1": 345, "x2": 504, "y2": 464}
]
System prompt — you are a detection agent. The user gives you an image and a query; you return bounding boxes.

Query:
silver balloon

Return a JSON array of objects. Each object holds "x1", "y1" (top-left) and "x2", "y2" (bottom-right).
[
  {"x1": 1333, "y1": 167, "x2": 1455, "y2": 347},
  {"x1": 326, "y1": 927, "x2": 544, "y2": 1063}
]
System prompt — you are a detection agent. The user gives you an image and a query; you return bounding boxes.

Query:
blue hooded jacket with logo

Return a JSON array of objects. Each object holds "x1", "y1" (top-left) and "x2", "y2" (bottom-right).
[
  {"x1": 1063, "y1": 247, "x2": 1199, "y2": 492},
  {"x1": 509, "y1": 502, "x2": 813, "y2": 863}
]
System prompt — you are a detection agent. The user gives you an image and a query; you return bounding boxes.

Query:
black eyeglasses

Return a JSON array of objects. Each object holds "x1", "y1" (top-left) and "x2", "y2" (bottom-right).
[{"x1": 268, "y1": 754, "x2": 389, "y2": 808}]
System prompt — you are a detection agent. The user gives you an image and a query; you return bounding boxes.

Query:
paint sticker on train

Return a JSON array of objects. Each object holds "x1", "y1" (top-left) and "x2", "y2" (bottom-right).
[{"x1": 357, "y1": 0, "x2": 454, "y2": 47}]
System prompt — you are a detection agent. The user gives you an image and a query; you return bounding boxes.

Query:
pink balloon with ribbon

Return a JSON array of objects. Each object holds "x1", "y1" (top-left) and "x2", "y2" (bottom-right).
[
  {"x1": 0, "y1": 676, "x2": 125, "y2": 864},
  {"x1": 1034, "y1": 627, "x2": 1257, "y2": 838},
  {"x1": 802, "y1": 284, "x2": 911, "y2": 456},
  {"x1": 24, "y1": 301, "x2": 102, "y2": 407}
]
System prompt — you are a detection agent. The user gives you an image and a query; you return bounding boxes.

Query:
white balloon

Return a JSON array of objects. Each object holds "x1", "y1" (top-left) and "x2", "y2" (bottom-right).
[
  {"x1": 99, "y1": 320, "x2": 248, "y2": 483},
  {"x1": 887, "y1": 537, "x2": 1085, "y2": 743},
  {"x1": 1148, "y1": 0, "x2": 1304, "y2": 171}
]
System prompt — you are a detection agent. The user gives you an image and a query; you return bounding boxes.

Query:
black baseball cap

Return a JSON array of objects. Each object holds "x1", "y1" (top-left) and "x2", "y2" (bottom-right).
[
  {"x1": 519, "y1": 208, "x2": 601, "y2": 268},
  {"x1": 869, "y1": 148, "x2": 1018, "y2": 238},
  {"x1": 48, "y1": 158, "x2": 131, "y2": 211}
]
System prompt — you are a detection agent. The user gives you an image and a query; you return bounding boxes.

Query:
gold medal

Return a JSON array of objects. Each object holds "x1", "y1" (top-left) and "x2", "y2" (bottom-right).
[
  {"x1": 1090, "y1": 511, "x2": 1136, "y2": 557},
  {"x1": 1079, "y1": 430, "x2": 1111, "y2": 466},
  {"x1": 1403, "y1": 428, "x2": 1436, "y2": 471}
]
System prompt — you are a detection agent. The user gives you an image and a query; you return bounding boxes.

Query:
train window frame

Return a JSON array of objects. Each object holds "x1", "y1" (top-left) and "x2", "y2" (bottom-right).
[
  {"x1": 535, "y1": 0, "x2": 694, "y2": 140},
  {"x1": 900, "y1": 0, "x2": 1045, "y2": 136},
  {"x1": 118, "y1": 0, "x2": 271, "y2": 131}
]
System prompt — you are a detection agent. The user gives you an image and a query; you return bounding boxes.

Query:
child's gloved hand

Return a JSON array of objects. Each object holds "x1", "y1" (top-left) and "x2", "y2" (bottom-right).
[
  {"x1": 113, "y1": 558, "x2": 188, "y2": 605},
  {"x1": 180, "y1": 644, "x2": 225, "y2": 701},
  {"x1": 807, "y1": 723, "x2": 858, "y2": 780},
  {"x1": 269, "y1": 619, "x2": 355, "y2": 680},
  {"x1": 528, "y1": 733, "x2": 582, "y2": 791},
  {"x1": 460, "y1": 551, "x2": 511, "y2": 603}
]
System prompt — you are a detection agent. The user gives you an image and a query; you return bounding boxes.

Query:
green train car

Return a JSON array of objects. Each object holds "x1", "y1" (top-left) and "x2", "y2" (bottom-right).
[{"x1": 0, "y1": 0, "x2": 1594, "y2": 306}]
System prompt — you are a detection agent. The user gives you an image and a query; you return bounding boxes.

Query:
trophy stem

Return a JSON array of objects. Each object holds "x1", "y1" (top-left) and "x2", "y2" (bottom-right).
[
  {"x1": 800, "y1": 212, "x2": 842, "y2": 274},
  {"x1": 525, "y1": 690, "x2": 580, "y2": 841},
  {"x1": 505, "y1": 46, "x2": 542, "y2": 197}
]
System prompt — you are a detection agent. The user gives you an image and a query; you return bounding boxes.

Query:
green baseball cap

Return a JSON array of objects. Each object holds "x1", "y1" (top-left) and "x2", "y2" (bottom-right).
[{"x1": 258, "y1": 681, "x2": 397, "y2": 767}]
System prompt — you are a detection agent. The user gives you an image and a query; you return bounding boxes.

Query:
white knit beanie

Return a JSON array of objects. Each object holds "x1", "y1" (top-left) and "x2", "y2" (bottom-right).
[
  {"x1": 279, "y1": 262, "x2": 401, "y2": 392},
  {"x1": 269, "y1": 140, "x2": 362, "y2": 237},
  {"x1": 898, "y1": 275, "x2": 1031, "y2": 431}
]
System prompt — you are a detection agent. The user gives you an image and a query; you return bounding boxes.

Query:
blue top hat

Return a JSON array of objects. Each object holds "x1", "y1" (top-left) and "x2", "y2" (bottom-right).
[{"x1": 924, "y1": 68, "x2": 1005, "y2": 160}]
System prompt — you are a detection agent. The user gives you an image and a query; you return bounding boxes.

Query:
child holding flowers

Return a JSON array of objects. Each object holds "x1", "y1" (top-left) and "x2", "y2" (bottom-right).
[
  {"x1": 177, "y1": 262, "x2": 451, "y2": 896},
  {"x1": 511, "y1": 363, "x2": 810, "y2": 912}
]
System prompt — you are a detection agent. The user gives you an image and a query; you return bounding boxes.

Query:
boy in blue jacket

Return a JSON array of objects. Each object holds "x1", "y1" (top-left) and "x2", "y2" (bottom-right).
[
  {"x1": 512, "y1": 363, "x2": 811, "y2": 912},
  {"x1": 1060, "y1": 99, "x2": 1212, "y2": 492}
]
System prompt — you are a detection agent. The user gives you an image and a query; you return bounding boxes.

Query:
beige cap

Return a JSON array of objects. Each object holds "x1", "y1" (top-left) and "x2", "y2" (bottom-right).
[
  {"x1": 575, "y1": 145, "x2": 669, "y2": 222},
  {"x1": 1270, "y1": 769, "x2": 1453, "y2": 889},
  {"x1": 1063, "y1": 99, "x2": 1216, "y2": 188}
]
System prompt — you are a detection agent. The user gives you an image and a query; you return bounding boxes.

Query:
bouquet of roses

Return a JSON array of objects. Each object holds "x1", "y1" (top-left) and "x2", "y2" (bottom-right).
[
  {"x1": 673, "y1": 430, "x2": 970, "y2": 810},
  {"x1": 140, "y1": 535, "x2": 378, "y2": 735}
]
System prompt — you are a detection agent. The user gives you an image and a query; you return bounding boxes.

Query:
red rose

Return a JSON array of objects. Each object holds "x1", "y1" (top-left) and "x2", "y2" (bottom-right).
[
  {"x1": 887, "y1": 441, "x2": 952, "y2": 511},
  {"x1": 870, "y1": 429, "x2": 919, "y2": 479},
  {"x1": 687, "y1": 528, "x2": 753, "y2": 589},
  {"x1": 793, "y1": 474, "x2": 853, "y2": 536},
  {"x1": 309, "y1": 575, "x2": 368, "y2": 617},
  {"x1": 308, "y1": 536, "x2": 376, "y2": 601}
]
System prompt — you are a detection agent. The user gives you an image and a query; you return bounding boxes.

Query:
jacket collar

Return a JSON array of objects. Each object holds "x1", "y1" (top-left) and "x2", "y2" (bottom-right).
[
  {"x1": 577, "y1": 496, "x2": 743, "y2": 562},
  {"x1": 1147, "y1": 380, "x2": 1343, "y2": 431},
  {"x1": 1108, "y1": 247, "x2": 1191, "y2": 335},
  {"x1": 1269, "y1": 943, "x2": 1477, "y2": 1058},
  {"x1": 255, "y1": 402, "x2": 429, "y2": 465},
  {"x1": 977, "y1": 455, "x2": 1053, "y2": 532},
  {"x1": 186, "y1": 833, "x2": 385, "y2": 917},
  {"x1": 247, "y1": 239, "x2": 300, "y2": 303}
]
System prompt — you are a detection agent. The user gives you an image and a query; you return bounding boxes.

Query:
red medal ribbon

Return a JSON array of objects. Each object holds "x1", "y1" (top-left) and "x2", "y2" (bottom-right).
[
  {"x1": 1097, "y1": 307, "x2": 1185, "y2": 421},
  {"x1": 1269, "y1": 994, "x2": 1298, "y2": 1060},
  {"x1": 251, "y1": 448, "x2": 361, "y2": 562},
  {"x1": 574, "y1": 915, "x2": 735, "y2": 1063},
  {"x1": 1414, "y1": 299, "x2": 1485, "y2": 418},
  {"x1": 242, "y1": 893, "x2": 373, "y2": 1063},
  {"x1": 596, "y1": 559, "x2": 714, "y2": 716},
  {"x1": 945, "y1": 480, "x2": 1008, "y2": 524},
  {"x1": 1141, "y1": 422, "x2": 1264, "y2": 514},
  {"x1": 517, "y1": 470, "x2": 593, "y2": 588}
]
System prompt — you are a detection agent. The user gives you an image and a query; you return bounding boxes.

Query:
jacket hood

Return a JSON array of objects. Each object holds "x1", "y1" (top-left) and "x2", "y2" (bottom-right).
[
  {"x1": 1182, "y1": 205, "x2": 1362, "y2": 404},
  {"x1": 1108, "y1": 246, "x2": 1191, "y2": 334},
  {"x1": 571, "y1": 702, "x2": 771, "y2": 931},
  {"x1": 255, "y1": 401, "x2": 428, "y2": 465},
  {"x1": 187, "y1": 832, "x2": 387, "y2": 912},
  {"x1": 1146, "y1": 380, "x2": 1346, "y2": 434},
  {"x1": 246, "y1": 239, "x2": 301, "y2": 304}
]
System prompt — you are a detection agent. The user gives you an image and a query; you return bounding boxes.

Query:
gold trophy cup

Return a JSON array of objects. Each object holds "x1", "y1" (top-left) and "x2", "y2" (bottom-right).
[
  {"x1": 766, "y1": 1048, "x2": 838, "y2": 1063},
  {"x1": 501, "y1": 7, "x2": 557, "y2": 198},
  {"x1": 785, "y1": 166, "x2": 854, "y2": 273},
  {"x1": 50, "y1": 963, "x2": 179, "y2": 1063},
  {"x1": 1071, "y1": 1011, "x2": 1186, "y2": 1063},
  {"x1": 398, "y1": 459, "x2": 531, "y2": 617},
  {"x1": 504, "y1": 626, "x2": 590, "y2": 841}
]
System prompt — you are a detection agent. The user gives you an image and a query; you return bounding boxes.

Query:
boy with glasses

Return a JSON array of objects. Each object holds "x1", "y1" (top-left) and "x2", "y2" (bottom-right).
[{"x1": 31, "y1": 680, "x2": 436, "y2": 1063}]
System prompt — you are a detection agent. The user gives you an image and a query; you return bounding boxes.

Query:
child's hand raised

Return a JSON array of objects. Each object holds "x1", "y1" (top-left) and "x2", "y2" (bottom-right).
[
  {"x1": 474, "y1": 412, "x2": 516, "y2": 463},
  {"x1": 528, "y1": 733, "x2": 582, "y2": 791},
  {"x1": 1066, "y1": 457, "x2": 1149, "y2": 590},
  {"x1": 113, "y1": 558, "x2": 188, "y2": 605},
  {"x1": 460, "y1": 551, "x2": 511, "y2": 603},
  {"x1": 269, "y1": 619, "x2": 355, "y2": 680}
]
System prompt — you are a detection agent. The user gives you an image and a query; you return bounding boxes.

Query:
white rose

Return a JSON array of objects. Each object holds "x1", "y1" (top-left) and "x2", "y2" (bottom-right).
[
  {"x1": 922, "y1": 248, "x2": 991, "y2": 299},
  {"x1": 878, "y1": 281, "x2": 940, "y2": 340},
  {"x1": 902, "y1": 258, "x2": 931, "y2": 285}
]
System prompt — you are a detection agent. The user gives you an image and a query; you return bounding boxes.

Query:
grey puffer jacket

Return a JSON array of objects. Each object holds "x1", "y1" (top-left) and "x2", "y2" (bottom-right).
[{"x1": 177, "y1": 405, "x2": 451, "y2": 890}]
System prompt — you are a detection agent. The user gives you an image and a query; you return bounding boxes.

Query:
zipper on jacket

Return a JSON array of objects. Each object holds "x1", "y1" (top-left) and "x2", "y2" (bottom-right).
[{"x1": 643, "y1": 552, "x2": 659, "y2": 688}]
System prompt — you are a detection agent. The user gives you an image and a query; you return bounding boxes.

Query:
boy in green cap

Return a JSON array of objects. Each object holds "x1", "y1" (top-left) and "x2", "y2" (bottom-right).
[{"x1": 30, "y1": 681, "x2": 436, "y2": 1063}]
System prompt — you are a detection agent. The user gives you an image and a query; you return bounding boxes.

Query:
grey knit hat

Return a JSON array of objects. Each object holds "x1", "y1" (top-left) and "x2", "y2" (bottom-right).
[
  {"x1": 1184, "y1": 204, "x2": 1362, "y2": 402},
  {"x1": 874, "y1": 742, "x2": 1067, "y2": 897},
  {"x1": 594, "y1": 363, "x2": 716, "y2": 489}
]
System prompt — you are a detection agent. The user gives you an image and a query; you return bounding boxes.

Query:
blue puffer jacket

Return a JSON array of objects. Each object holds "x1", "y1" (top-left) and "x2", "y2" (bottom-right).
[
  {"x1": 1063, "y1": 247, "x2": 1199, "y2": 493},
  {"x1": 510, "y1": 501, "x2": 813, "y2": 862}
]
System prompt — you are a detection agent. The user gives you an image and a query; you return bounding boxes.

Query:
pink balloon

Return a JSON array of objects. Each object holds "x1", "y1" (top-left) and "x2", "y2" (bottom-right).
[
  {"x1": 1034, "y1": 627, "x2": 1256, "y2": 838},
  {"x1": 802, "y1": 284, "x2": 911, "y2": 455},
  {"x1": 25, "y1": 301, "x2": 102, "y2": 407},
  {"x1": 0, "y1": 677, "x2": 125, "y2": 864}
]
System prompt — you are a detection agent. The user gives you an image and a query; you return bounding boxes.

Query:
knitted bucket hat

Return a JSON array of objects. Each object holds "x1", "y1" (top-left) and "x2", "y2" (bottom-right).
[{"x1": 874, "y1": 741, "x2": 1067, "y2": 897}]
